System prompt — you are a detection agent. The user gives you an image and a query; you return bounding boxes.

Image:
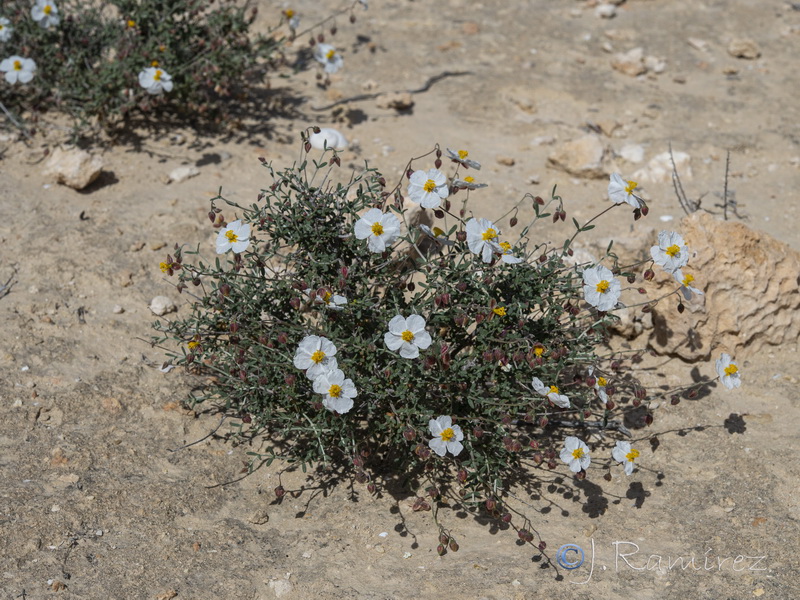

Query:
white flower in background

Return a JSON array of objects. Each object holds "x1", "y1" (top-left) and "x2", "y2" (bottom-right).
[
  {"x1": 446, "y1": 148, "x2": 481, "y2": 170},
  {"x1": 384, "y1": 314, "x2": 431, "y2": 359},
  {"x1": 293, "y1": 335, "x2": 338, "y2": 379},
  {"x1": 282, "y1": 8, "x2": 300, "y2": 29},
  {"x1": 560, "y1": 436, "x2": 591, "y2": 473},
  {"x1": 531, "y1": 377, "x2": 570, "y2": 408},
  {"x1": 715, "y1": 353, "x2": 741, "y2": 390},
  {"x1": 419, "y1": 224, "x2": 455, "y2": 246},
  {"x1": 582, "y1": 265, "x2": 621, "y2": 311},
  {"x1": 672, "y1": 269, "x2": 703, "y2": 301},
  {"x1": 312, "y1": 367, "x2": 357, "y2": 414},
  {"x1": 428, "y1": 415, "x2": 464, "y2": 457},
  {"x1": 465, "y1": 217, "x2": 501, "y2": 263},
  {"x1": 309, "y1": 127, "x2": 348, "y2": 151},
  {"x1": 612, "y1": 440, "x2": 640, "y2": 475},
  {"x1": 0, "y1": 18, "x2": 13, "y2": 43},
  {"x1": 407, "y1": 168, "x2": 448, "y2": 209},
  {"x1": 215, "y1": 220, "x2": 250, "y2": 254},
  {"x1": 0, "y1": 56, "x2": 36, "y2": 84},
  {"x1": 650, "y1": 230, "x2": 689, "y2": 273},
  {"x1": 138, "y1": 66, "x2": 173, "y2": 95},
  {"x1": 498, "y1": 241, "x2": 523, "y2": 264},
  {"x1": 608, "y1": 172, "x2": 642, "y2": 209},
  {"x1": 32, "y1": 0, "x2": 60, "y2": 29},
  {"x1": 591, "y1": 371, "x2": 609, "y2": 403},
  {"x1": 451, "y1": 175, "x2": 488, "y2": 191},
  {"x1": 314, "y1": 43, "x2": 343, "y2": 74},
  {"x1": 354, "y1": 208, "x2": 401, "y2": 253},
  {"x1": 319, "y1": 291, "x2": 347, "y2": 310}
]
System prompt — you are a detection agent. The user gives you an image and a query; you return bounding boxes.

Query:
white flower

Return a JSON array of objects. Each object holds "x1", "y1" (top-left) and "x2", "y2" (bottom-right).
[
  {"x1": 312, "y1": 367, "x2": 357, "y2": 414},
  {"x1": 715, "y1": 353, "x2": 741, "y2": 390},
  {"x1": 612, "y1": 440, "x2": 640, "y2": 475},
  {"x1": 407, "y1": 168, "x2": 448, "y2": 209},
  {"x1": 31, "y1": 0, "x2": 60, "y2": 29},
  {"x1": 215, "y1": 220, "x2": 250, "y2": 254},
  {"x1": 293, "y1": 335, "x2": 338, "y2": 380},
  {"x1": 0, "y1": 56, "x2": 35, "y2": 85},
  {"x1": 428, "y1": 415, "x2": 464, "y2": 457},
  {"x1": 138, "y1": 66, "x2": 173, "y2": 95},
  {"x1": 451, "y1": 176, "x2": 488, "y2": 191},
  {"x1": 650, "y1": 230, "x2": 689, "y2": 273},
  {"x1": 320, "y1": 291, "x2": 347, "y2": 310},
  {"x1": 582, "y1": 265, "x2": 621, "y2": 311},
  {"x1": 560, "y1": 436, "x2": 591, "y2": 473},
  {"x1": 283, "y1": 9, "x2": 300, "y2": 29},
  {"x1": 531, "y1": 377, "x2": 570, "y2": 408},
  {"x1": 672, "y1": 269, "x2": 703, "y2": 301},
  {"x1": 314, "y1": 43, "x2": 343, "y2": 74},
  {"x1": 418, "y1": 224, "x2": 455, "y2": 246},
  {"x1": 0, "y1": 18, "x2": 13, "y2": 43},
  {"x1": 594, "y1": 374, "x2": 609, "y2": 403},
  {"x1": 446, "y1": 148, "x2": 481, "y2": 170},
  {"x1": 384, "y1": 314, "x2": 431, "y2": 359},
  {"x1": 465, "y1": 217, "x2": 501, "y2": 263},
  {"x1": 498, "y1": 241, "x2": 523, "y2": 264},
  {"x1": 354, "y1": 208, "x2": 401, "y2": 253},
  {"x1": 309, "y1": 127, "x2": 348, "y2": 151},
  {"x1": 608, "y1": 173, "x2": 642, "y2": 209}
]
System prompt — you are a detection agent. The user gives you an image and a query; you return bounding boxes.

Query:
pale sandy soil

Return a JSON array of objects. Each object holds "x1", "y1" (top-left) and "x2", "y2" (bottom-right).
[{"x1": 1, "y1": 0, "x2": 799, "y2": 598}]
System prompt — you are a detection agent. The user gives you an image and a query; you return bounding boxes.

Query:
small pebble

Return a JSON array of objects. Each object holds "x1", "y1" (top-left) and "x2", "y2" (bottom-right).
[
  {"x1": 149, "y1": 296, "x2": 177, "y2": 316},
  {"x1": 112, "y1": 305, "x2": 124, "y2": 314}
]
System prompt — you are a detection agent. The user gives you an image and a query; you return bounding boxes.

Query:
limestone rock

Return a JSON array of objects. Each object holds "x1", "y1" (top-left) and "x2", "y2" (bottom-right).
[
  {"x1": 727, "y1": 38, "x2": 761, "y2": 60},
  {"x1": 44, "y1": 147, "x2": 104, "y2": 190},
  {"x1": 149, "y1": 296, "x2": 177, "y2": 316},
  {"x1": 611, "y1": 47, "x2": 646, "y2": 77},
  {"x1": 632, "y1": 151, "x2": 692, "y2": 183},
  {"x1": 647, "y1": 211, "x2": 800, "y2": 360},
  {"x1": 547, "y1": 134, "x2": 609, "y2": 179},
  {"x1": 375, "y1": 92, "x2": 414, "y2": 111},
  {"x1": 168, "y1": 165, "x2": 200, "y2": 184}
]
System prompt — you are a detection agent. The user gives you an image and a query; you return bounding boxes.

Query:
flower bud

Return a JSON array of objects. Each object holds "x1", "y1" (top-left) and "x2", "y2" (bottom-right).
[
  {"x1": 403, "y1": 427, "x2": 416, "y2": 441},
  {"x1": 456, "y1": 230, "x2": 467, "y2": 242},
  {"x1": 605, "y1": 400, "x2": 615, "y2": 410},
  {"x1": 434, "y1": 209, "x2": 444, "y2": 219},
  {"x1": 284, "y1": 374, "x2": 296, "y2": 386},
  {"x1": 677, "y1": 302, "x2": 685, "y2": 314},
  {"x1": 670, "y1": 395, "x2": 680, "y2": 405},
  {"x1": 437, "y1": 544, "x2": 446, "y2": 556},
  {"x1": 644, "y1": 414, "x2": 654, "y2": 426},
  {"x1": 275, "y1": 485, "x2": 285, "y2": 498},
  {"x1": 449, "y1": 539, "x2": 459, "y2": 552},
  {"x1": 290, "y1": 297, "x2": 301, "y2": 310},
  {"x1": 434, "y1": 159, "x2": 442, "y2": 169},
  {"x1": 532, "y1": 452, "x2": 543, "y2": 465},
  {"x1": 457, "y1": 468, "x2": 468, "y2": 483},
  {"x1": 304, "y1": 141, "x2": 312, "y2": 153},
  {"x1": 641, "y1": 205, "x2": 649, "y2": 216},
  {"x1": 473, "y1": 426, "x2": 483, "y2": 438},
  {"x1": 538, "y1": 416, "x2": 548, "y2": 428},
  {"x1": 627, "y1": 274, "x2": 636, "y2": 284},
  {"x1": 406, "y1": 169, "x2": 414, "y2": 179},
  {"x1": 485, "y1": 498, "x2": 496, "y2": 511},
  {"x1": 547, "y1": 459, "x2": 557, "y2": 470}
]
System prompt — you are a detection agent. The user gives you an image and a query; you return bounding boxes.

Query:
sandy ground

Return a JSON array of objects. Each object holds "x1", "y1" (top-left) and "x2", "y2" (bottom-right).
[{"x1": 1, "y1": 0, "x2": 799, "y2": 598}]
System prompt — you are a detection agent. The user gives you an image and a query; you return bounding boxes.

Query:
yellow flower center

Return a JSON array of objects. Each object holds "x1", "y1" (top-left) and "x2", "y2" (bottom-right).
[
  {"x1": 596, "y1": 280, "x2": 610, "y2": 293},
  {"x1": 597, "y1": 376, "x2": 607, "y2": 387},
  {"x1": 440, "y1": 427, "x2": 455, "y2": 442},
  {"x1": 310, "y1": 350, "x2": 326, "y2": 363},
  {"x1": 423, "y1": 179, "x2": 437, "y2": 193},
  {"x1": 371, "y1": 222, "x2": 384, "y2": 236},
  {"x1": 482, "y1": 228, "x2": 497, "y2": 241},
  {"x1": 13, "y1": 60, "x2": 22, "y2": 71},
  {"x1": 432, "y1": 226, "x2": 445, "y2": 237},
  {"x1": 499, "y1": 241, "x2": 511, "y2": 252},
  {"x1": 284, "y1": 9, "x2": 295, "y2": 18},
  {"x1": 323, "y1": 291, "x2": 332, "y2": 304},
  {"x1": 533, "y1": 346, "x2": 545, "y2": 357},
  {"x1": 682, "y1": 273, "x2": 695, "y2": 286},
  {"x1": 624, "y1": 180, "x2": 638, "y2": 194},
  {"x1": 326, "y1": 49, "x2": 336, "y2": 60},
  {"x1": 665, "y1": 244, "x2": 681, "y2": 257},
  {"x1": 151, "y1": 60, "x2": 159, "y2": 68},
  {"x1": 44, "y1": 5, "x2": 52, "y2": 15},
  {"x1": 225, "y1": 230, "x2": 238, "y2": 243},
  {"x1": 401, "y1": 330, "x2": 415, "y2": 342},
  {"x1": 572, "y1": 448, "x2": 585, "y2": 460},
  {"x1": 549, "y1": 385, "x2": 559, "y2": 395},
  {"x1": 159, "y1": 44, "x2": 166, "y2": 52},
  {"x1": 188, "y1": 340, "x2": 200, "y2": 350},
  {"x1": 625, "y1": 449, "x2": 640, "y2": 462},
  {"x1": 458, "y1": 150, "x2": 469, "y2": 160},
  {"x1": 159, "y1": 262, "x2": 170, "y2": 273},
  {"x1": 493, "y1": 306, "x2": 506, "y2": 316},
  {"x1": 464, "y1": 176, "x2": 475, "y2": 183},
  {"x1": 127, "y1": 19, "x2": 135, "y2": 28},
  {"x1": 328, "y1": 384, "x2": 342, "y2": 398},
  {"x1": 724, "y1": 364, "x2": 738, "y2": 377}
]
